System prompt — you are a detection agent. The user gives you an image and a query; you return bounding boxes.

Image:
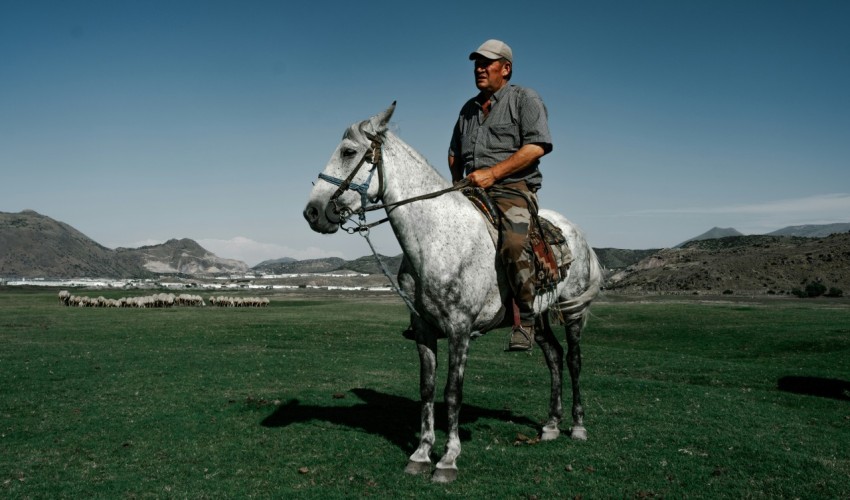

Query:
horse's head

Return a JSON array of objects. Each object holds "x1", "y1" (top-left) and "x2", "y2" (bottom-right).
[{"x1": 303, "y1": 102, "x2": 396, "y2": 233}]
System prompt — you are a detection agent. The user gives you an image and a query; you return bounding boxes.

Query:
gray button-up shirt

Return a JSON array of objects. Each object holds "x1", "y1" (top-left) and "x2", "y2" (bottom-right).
[{"x1": 449, "y1": 84, "x2": 552, "y2": 190}]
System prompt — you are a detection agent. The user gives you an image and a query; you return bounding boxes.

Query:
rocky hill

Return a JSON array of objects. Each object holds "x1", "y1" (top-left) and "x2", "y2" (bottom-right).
[
  {"x1": 118, "y1": 238, "x2": 249, "y2": 275},
  {"x1": 0, "y1": 210, "x2": 151, "y2": 278},
  {"x1": 607, "y1": 232, "x2": 850, "y2": 295},
  {"x1": 253, "y1": 254, "x2": 404, "y2": 275},
  {"x1": 336, "y1": 254, "x2": 405, "y2": 275},
  {"x1": 676, "y1": 227, "x2": 743, "y2": 248},
  {"x1": 767, "y1": 222, "x2": 850, "y2": 238},
  {"x1": 254, "y1": 257, "x2": 298, "y2": 268},
  {"x1": 253, "y1": 257, "x2": 347, "y2": 274},
  {"x1": 0, "y1": 210, "x2": 248, "y2": 278},
  {"x1": 594, "y1": 248, "x2": 659, "y2": 270}
]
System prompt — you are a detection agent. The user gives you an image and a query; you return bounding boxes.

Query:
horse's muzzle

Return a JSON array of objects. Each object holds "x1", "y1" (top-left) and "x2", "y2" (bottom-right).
[{"x1": 303, "y1": 202, "x2": 340, "y2": 234}]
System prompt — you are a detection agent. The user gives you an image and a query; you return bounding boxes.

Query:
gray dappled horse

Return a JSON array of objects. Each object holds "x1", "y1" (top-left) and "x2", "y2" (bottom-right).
[{"x1": 303, "y1": 103, "x2": 602, "y2": 483}]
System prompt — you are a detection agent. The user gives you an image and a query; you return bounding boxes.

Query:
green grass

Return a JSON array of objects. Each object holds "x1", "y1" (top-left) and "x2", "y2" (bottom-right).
[{"x1": 1, "y1": 288, "x2": 849, "y2": 498}]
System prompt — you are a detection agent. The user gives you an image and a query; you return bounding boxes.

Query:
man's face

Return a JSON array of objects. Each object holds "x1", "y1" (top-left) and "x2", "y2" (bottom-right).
[{"x1": 474, "y1": 57, "x2": 510, "y2": 94}]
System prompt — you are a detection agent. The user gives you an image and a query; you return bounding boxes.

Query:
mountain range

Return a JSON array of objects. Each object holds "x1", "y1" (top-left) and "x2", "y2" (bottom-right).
[
  {"x1": 2, "y1": 210, "x2": 849, "y2": 295},
  {"x1": 766, "y1": 223, "x2": 850, "y2": 238},
  {"x1": 675, "y1": 227, "x2": 744, "y2": 247},
  {"x1": 675, "y1": 223, "x2": 850, "y2": 247},
  {"x1": 607, "y1": 232, "x2": 850, "y2": 295},
  {"x1": 253, "y1": 254, "x2": 405, "y2": 276},
  {"x1": 1, "y1": 210, "x2": 247, "y2": 278}
]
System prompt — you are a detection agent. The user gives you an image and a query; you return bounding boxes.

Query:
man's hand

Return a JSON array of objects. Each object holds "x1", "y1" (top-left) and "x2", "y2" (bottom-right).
[
  {"x1": 464, "y1": 144, "x2": 547, "y2": 190},
  {"x1": 467, "y1": 168, "x2": 496, "y2": 189}
]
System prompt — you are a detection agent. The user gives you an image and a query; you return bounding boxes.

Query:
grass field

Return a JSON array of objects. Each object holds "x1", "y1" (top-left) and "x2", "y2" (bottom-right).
[{"x1": 1, "y1": 288, "x2": 849, "y2": 498}]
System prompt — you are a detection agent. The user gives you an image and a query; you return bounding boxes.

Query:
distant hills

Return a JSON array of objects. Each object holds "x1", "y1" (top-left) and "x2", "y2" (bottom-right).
[
  {"x1": 0, "y1": 210, "x2": 404, "y2": 279},
  {"x1": 767, "y1": 223, "x2": 850, "y2": 238},
  {"x1": 675, "y1": 227, "x2": 744, "y2": 248},
  {"x1": 592, "y1": 248, "x2": 658, "y2": 270},
  {"x1": 253, "y1": 257, "x2": 346, "y2": 274},
  {"x1": 677, "y1": 223, "x2": 850, "y2": 243},
  {"x1": 2, "y1": 210, "x2": 849, "y2": 296},
  {"x1": 119, "y1": 237, "x2": 249, "y2": 275},
  {"x1": 0, "y1": 210, "x2": 248, "y2": 278},
  {"x1": 253, "y1": 254, "x2": 405, "y2": 276},
  {"x1": 607, "y1": 232, "x2": 850, "y2": 295},
  {"x1": 254, "y1": 257, "x2": 298, "y2": 268}
]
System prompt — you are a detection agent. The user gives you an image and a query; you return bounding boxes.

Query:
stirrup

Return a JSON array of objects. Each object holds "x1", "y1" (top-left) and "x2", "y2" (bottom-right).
[{"x1": 506, "y1": 324, "x2": 534, "y2": 352}]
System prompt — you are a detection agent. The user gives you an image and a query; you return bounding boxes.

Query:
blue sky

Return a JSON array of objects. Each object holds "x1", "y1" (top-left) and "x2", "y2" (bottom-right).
[{"x1": 2, "y1": 0, "x2": 848, "y2": 265}]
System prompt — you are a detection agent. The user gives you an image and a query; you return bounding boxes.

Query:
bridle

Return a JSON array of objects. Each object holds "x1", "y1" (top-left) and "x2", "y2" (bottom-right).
[
  {"x1": 315, "y1": 132, "x2": 469, "y2": 234},
  {"x1": 316, "y1": 132, "x2": 386, "y2": 230}
]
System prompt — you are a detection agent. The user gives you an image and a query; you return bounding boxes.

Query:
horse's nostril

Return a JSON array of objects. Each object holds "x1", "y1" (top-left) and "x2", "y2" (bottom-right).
[{"x1": 304, "y1": 206, "x2": 319, "y2": 223}]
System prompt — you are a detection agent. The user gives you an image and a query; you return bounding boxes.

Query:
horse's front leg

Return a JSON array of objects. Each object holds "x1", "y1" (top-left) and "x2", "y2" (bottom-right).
[
  {"x1": 405, "y1": 323, "x2": 437, "y2": 475},
  {"x1": 535, "y1": 314, "x2": 565, "y2": 441},
  {"x1": 432, "y1": 332, "x2": 471, "y2": 483}
]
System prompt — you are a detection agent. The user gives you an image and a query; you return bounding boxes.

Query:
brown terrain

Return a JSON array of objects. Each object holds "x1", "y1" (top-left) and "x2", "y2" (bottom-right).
[{"x1": 606, "y1": 232, "x2": 850, "y2": 296}]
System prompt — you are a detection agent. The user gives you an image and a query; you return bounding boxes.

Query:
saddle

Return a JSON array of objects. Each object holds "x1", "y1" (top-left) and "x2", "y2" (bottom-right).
[{"x1": 462, "y1": 187, "x2": 572, "y2": 291}]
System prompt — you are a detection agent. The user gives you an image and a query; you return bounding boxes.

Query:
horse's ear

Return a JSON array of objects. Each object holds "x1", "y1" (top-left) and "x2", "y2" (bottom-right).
[{"x1": 365, "y1": 101, "x2": 396, "y2": 136}]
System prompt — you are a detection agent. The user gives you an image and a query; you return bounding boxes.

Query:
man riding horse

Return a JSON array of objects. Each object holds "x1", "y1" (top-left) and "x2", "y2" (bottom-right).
[{"x1": 449, "y1": 39, "x2": 553, "y2": 351}]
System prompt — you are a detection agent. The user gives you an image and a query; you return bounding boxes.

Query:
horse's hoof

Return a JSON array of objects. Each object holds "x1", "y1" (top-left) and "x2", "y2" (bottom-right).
[
  {"x1": 541, "y1": 425, "x2": 561, "y2": 441},
  {"x1": 431, "y1": 467, "x2": 458, "y2": 483},
  {"x1": 570, "y1": 426, "x2": 588, "y2": 441},
  {"x1": 404, "y1": 460, "x2": 431, "y2": 475}
]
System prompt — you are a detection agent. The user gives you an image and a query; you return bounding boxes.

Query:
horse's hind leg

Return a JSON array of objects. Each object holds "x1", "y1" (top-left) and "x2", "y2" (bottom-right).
[
  {"x1": 534, "y1": 314, "x2": 564, "y2": 441},
  {"x1": 565, "y1": 316, "x2": 587, "y2": 440},
  {"x1": 405, "y1": 322, "x2": 437, "y2": 475}
]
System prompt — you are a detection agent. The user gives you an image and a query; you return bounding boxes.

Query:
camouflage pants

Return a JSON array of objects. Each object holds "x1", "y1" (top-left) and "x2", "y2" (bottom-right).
[{"x1": 489, "y1": 181, "x2": 538, "y2": 323}]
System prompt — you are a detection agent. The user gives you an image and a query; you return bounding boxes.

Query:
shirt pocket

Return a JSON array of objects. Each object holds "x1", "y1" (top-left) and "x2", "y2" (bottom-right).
[{"x1": 486, "y1": 123, "x2": 521, "y2": 149}]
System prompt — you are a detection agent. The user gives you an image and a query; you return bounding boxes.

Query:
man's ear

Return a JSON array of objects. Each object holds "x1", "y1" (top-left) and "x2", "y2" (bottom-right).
[{"x1": 501, "y1": 61, "x2": 512, "y2": 78}]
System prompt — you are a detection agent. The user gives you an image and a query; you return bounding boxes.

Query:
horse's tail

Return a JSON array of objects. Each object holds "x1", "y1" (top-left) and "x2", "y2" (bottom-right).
[{"x1": 557, "y1": 238, "x2": 603, "y2": 326}]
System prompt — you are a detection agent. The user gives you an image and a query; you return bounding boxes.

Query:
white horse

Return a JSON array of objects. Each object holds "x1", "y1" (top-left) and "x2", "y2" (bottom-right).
[{"x1": 304, "y1": 103, "x2": 602, "y2": 483}]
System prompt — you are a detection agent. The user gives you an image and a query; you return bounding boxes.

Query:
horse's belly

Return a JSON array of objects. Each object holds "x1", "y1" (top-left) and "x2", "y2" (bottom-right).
[{"x1": 471, "y1": 290, "x2": 506, "y2": 332}]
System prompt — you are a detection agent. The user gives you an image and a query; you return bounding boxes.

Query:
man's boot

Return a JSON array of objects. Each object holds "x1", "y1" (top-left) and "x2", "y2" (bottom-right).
[{"x1": 507, "y1": 322, "x2": 534, "y2": 351}]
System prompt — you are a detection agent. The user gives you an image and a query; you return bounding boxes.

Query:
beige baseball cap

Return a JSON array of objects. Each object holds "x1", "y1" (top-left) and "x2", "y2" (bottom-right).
[{"x1": 468, "y1": 39, "x2": 513, "y2": 62}]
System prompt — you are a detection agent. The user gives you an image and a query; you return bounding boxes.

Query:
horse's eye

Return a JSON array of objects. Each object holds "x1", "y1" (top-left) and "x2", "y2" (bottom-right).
[{"x1": 342, "y1": 148, "x2": 357, "y2": 158}]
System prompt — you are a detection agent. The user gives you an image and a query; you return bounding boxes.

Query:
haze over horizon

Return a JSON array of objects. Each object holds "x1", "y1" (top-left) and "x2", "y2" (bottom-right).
[{"x1": 2, "y1": 1, "x2": 848, "y2": 266}]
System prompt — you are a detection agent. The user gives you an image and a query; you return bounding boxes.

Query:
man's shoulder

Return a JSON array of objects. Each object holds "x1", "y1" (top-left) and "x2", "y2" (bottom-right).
[
  {"x1": 458, "y1": 95, "x2": 480, "y2": 113},
  {"x1": 506, "y1": 84, "x2": 544, "y2": 103}
]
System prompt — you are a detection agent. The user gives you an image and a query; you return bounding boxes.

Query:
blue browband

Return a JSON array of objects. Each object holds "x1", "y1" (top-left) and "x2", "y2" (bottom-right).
[{"x1": 317, "y1": 164, "x2": 379, "y2": 221}]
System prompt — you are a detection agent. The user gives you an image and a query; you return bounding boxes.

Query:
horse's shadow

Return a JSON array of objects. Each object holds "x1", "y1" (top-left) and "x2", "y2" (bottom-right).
[
  {"x1": 777, "y1": 376, "x2": 850, "y2": 401},
  {"x1": 261, "y1": 388, "x2": 539, "y2": 452}
]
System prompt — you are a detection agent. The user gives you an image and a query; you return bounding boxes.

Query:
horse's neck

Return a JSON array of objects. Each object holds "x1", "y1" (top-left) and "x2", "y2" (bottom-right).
[
  {"x1": 380, "y1": 134, "x2": 487, "y2": 268},
  {"x1": 381, "y1": 133, "x2": 451, "y2": 204}
]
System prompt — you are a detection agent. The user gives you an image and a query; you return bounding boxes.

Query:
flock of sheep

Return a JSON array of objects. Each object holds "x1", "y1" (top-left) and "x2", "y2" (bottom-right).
[
  {"x1": 208, "y1": 296, "x2": 270, "y2": 307},
  {"x1": 58, "y1": 291, "x2": 272, "y2": 309},
  {"x1": 58, "y1": 291, "x2": 207, "y2": 308}
]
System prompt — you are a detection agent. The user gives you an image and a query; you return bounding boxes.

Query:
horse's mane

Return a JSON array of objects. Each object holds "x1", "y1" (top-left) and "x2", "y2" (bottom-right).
[
  {"x1": 383, "y1": 131, "x2": 451, "y2": 189},
  {"x1": 345, "y1": 118, "x2": 451, "y2": 190}
]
